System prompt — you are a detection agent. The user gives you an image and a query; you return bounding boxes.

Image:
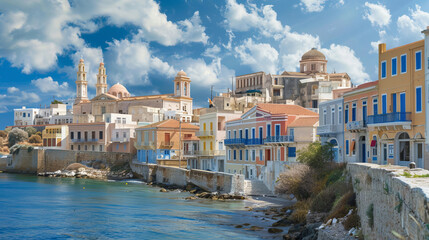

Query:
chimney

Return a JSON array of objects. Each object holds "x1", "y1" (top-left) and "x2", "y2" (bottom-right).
[{"x1": 378, "y1": 43, "x2": 386, "y2": 55}]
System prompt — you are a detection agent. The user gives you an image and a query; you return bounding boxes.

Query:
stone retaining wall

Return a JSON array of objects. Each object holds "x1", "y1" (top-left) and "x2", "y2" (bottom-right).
[
  {"x1": 348, "y1": 163, "x2": 429, "y2": 240},
  {"x1": 131, "y1": 162, "x2": 245, "y2": 194},
  {"x1": 7, "y1": 147, "x2": 132, "y2": 174}
]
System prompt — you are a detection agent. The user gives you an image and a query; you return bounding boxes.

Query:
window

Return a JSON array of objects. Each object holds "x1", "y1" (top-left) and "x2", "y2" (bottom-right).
[
  {"x1": 78, "y1": 145, "x2": 81, "y2": 151},
  {"x1": 266, "y1": 124, "x2": 271, "y2": 137},
  {"x1": 352, "y1": 139, "x2": 356, "y2": 155},
  {"x1": 382, "y1": 94, "x2": 387, "y2": 114},
  {"x1": 345, "y1": 105, "x2": 349, "y2": 123},
  {"x1": 245, "y1": 150, "x2": 249, "y2": 161},
  {"x1": 252, "y1": 150, "x2": 256, "y2": 161},
  {"x1": 381, "y1": 61, "x2": 387, "y2": 78},
  {"x1": 71, "y1": 145, "x2": 74, "y2": 150},
  {"x1": 277, "y1": 149, "x2": 281, "y2": 160},
  {"x1": 99, "y1": 145, "x2": 102, "y2": 151},
  {"x1": 239, "y1": 129, "x2": 242, "y2": 138},
  {"x1": 285, "y1": 147, "x2": 294, "y2": 157},
  {"x1": 228, "y1": 150, "x2": 231, "y2": 160},
  {"x1": 401, "y1": 54, "x2": 407, "y2": 74},
  {"x1": 338, "y1": 106, "x2": 342, "y2": 124},
  {"x1": 416, "y1": 51, "x2": 422, "y2": 71},
  {"x1": 71, "y1": 132, "x2": 74, "y2": 140},
  {"x1": 373, "y1": 97, "x2": 378, "y2": 115},
  {"x1": 99, "y1": 131, "x2": 103, "y2": 140},
  {"x1": 233, "y1": 150, "x2": 236, "y2": 160},
  {"x1": 228, "y1": 130, "x2": 231, "y2": 139},
  {"x1": 259, "y1": 150, "x2": 263, "y2": 161},
  {"x1": 346, "y1": 140, "x2": 349, "y2": 155},
  {"x1": 233, "y1": 130, "x2": 237, "y2": 139},
  {"x1": 372, "y1": 135, "x2": 377, "y2": 157},
  {"x1": 391, "y1": 57, "x2": 397, "y2": 76},
  {"x1": 331, "y1": 108, "x2": 335, "y2": 125},
  {"x1": 416, "y1": 86, "x2": 422, "y2": 113},
  {"x1": 240, "y1": 150, "x2": 243, "y2": 160},
  {"x1": 323, "y1": 109, "x2": 327, "y2": 125},
  {"x1": 352, "y1": 102, "x2": 356, "y2": 121}
]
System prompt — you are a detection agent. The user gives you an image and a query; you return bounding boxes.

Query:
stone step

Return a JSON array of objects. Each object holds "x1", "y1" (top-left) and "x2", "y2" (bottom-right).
[{"x1": 243, "y1": 179, "x2": 273, "y2": 196}]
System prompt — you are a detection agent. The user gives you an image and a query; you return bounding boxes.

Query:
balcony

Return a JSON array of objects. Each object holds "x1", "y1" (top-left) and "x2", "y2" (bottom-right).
[
  {"x1": 224, "y1": 138, "x2": 246, "y2": 146},
  {"x1": 317, "y1": 125, "x2": 342, "y2": 135},
  {"x1": 264, "y1": 135, "x2": 294, "y2": 144},
  {"x1": 197, "y1": 150, "x2": 226, "y2": 156},
  {"x1": 195, "y1": 131, "x2": 214, "y2": 137},
  {"x1": 246, "y1": 138, "x2": 263, "y2": 145},
  {"x1": 346, "y1": 120, "x2": 367, "y2": 132},
  {"x1": 367, "y1": 112, "x2": 411, "y2": 129},
  {"x1": 71, "y1": 138, "x2": 98, "y2": 143},
  {"x1": 111, "y1": 137, "x2": 130, "y2": 143},
  {"x1": 160, "y1": 141, "x2": 174, "y2": 148},
  {"x1": 134, "y1": 141, "x2": 155, "y2": 150}
]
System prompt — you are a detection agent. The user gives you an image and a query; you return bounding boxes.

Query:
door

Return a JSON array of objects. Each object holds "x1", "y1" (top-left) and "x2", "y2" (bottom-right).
[
  {"x1": 267, "y1": 124, "x2": 271, "y2": 137},
  {"x1": 383, "y1": 144, "x2": 387, "y2": 164},
  {"x1": 392, "y1": 93, "x2": 397, "y2": 113},
  {"x1": 417, "y1": 143, "x2": 423, "y2": 168},
  {"x1": 275, "y1": 125, "x2": 281, "y2": 136},
  {"x1": 265, "y1": 149, "x2": 271, "y2": 161},
  {"x1": 400, "y1": 92, "x2": 406, "y2": 121},
  {"x1": 362, "y1": 143, "x2": 366, "y2": 162},
  {"x1": 245, "y1": 129, "x2": 249, "y2": 140},
  {"x1": 165, "y1": 133, "x2": 170, "y2": 144},
  {"x1": 362, "y1": 105, "x2": 367, "y2": 124},
  {"x1": 259, "y1": 127, "x2": 263, "y2": 140}
]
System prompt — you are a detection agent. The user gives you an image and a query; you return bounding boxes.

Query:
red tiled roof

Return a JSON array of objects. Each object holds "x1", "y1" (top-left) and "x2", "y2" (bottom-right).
[
  {"x1": 288, "y1": 117, "x2": 319, "y2": 127},
  {"x1": 138, "y1": 119, "x2": 199, "y2": 130},
  {"x1": 257, "y1": 103, "x2": 318, "y2": 116},
  {"x1": 355, "y1": 80, "x2": 378, "y2": 90}
]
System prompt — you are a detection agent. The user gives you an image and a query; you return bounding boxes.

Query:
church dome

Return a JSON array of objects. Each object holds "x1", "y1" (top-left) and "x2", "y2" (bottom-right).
[
  {"x1": 301, "y1": 48, "x2": 326, "y2": 61},
  {"x1": 176, "y1": 70, "x2": 187, "y2": 77},
  {"x1": 108, "y1": 83, "x2": 130, "y2": 98}
]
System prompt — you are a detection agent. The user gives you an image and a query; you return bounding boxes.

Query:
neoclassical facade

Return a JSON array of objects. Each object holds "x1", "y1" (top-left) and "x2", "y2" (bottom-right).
[
  {"x1": 73, "y1": 60, "x2": 193, "y2": 123},
  {"x1": 234, "y1": 48, "x2": 352, "y2": 110}
]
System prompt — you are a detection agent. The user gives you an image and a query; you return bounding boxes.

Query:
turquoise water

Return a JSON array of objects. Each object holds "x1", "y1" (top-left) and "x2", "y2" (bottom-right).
[{"x1": 0, "y1": 173, "x2": 267, "y2": 239}]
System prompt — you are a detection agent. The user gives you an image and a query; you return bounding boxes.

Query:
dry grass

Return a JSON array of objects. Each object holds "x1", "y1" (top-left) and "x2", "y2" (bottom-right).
[
  {"x1": 28, "y1": 135, "x2": 42, "y2": 144},
  {"x1": 310, "y1": 180, "x2": 351, "y2": 213},
  {"x1": 289, "y1": 200, "x2": 310, "y2": 224},
  {"x1": 275, "y1": 164, "x2": 316, "y2": 201},
  {"x1": 343, "y1": 210, "x2": 360, "y2": 230},
  {"x1": 327, "y1": 191, "x2": 356, "y2": 220}
]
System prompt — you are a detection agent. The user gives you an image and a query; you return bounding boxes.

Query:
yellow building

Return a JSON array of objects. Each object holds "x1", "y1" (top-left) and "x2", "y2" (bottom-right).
[
  {"x1": 367, "y1": 41, "x2": 426, "y2": 168},
  {"x1": 42, "y1": 125, "x2": 69, "y2": 150}
]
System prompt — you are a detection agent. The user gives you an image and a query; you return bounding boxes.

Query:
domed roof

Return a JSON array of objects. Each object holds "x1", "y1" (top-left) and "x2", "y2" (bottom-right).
[
  {"x1": 301, "y1": 48, "x2": 326, "y2": 61},
  {"x1": 176, "y1": 70, "x2": 187, "y2": 77},
  {"x1": 107, "y1": 83, "x2": 130, "y2": 98}
]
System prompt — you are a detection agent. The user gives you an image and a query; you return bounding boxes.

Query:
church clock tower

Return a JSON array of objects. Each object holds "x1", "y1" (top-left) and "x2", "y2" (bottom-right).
[
  {"x1": 74, "y1": 58, "x2": 89, "y2": 104},
  {"x1": 174, "y1": 70, "x2": 191, "y2": 98},
  {"x1": 96, "y1": 62, "x2": 108, "y2": 96}
]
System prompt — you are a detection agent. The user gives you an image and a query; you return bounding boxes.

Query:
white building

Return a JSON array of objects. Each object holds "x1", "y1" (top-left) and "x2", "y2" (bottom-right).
[{"x1": 14, "y1": 107, "x2": 39, "y2": 126}]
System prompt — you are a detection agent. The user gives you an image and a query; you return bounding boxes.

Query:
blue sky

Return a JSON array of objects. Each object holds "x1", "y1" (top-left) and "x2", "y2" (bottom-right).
[{"x1": 0, "y1": 0, "x2": 428, "y2": 129}]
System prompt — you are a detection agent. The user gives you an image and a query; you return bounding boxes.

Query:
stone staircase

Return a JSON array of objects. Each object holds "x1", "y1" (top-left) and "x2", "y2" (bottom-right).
[{"x1": 243, "y1": 179, "x2": 273, "y2": 196}]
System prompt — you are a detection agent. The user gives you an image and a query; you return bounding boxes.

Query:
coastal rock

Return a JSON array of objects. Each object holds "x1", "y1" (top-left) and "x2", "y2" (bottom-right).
[
  {"x1": 185, "y1": 196, "x2": 196, "y2": 200},
  {"x1": 272, "y1": 217, "x2": 293, "y2": 227},
  {"x1": 248, "y1": 226, "x2": 263, "y2": 231},
  {"x1": 268, "y1": 228, "x2": 283, "y2": 234},
  {"x1": 235, "y1": 225, "x2": 243, "y2": 228},
  {"x1": 160, "y1": 188, "x2": 167, "y2": 192}
]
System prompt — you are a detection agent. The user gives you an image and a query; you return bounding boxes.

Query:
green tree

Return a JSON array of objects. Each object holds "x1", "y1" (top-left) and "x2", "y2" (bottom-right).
[
  {"x1": 8, "y1": 128, "x2": 28, "y2": 147},
  {"x1": 25, "y1": 127, "x2": 37, "y2": 137},
  {"x1": 4, "y1": 127, "x2": 12, "y2": 133},
  {"x1": 28, "y1": 135, "x2": 42, "y2": 144},
  {"x1": 51, "y1": 99, "x2": 64, "y2": 104},
  {"x1": 297, "y1": 141, "x2": 334, "y2": 169}
]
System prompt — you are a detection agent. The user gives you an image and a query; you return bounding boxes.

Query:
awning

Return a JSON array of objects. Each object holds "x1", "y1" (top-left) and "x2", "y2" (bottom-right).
[
  {"x1": 370, "y1": 140, "x2": 376, "y2": 147},
  {"x1": 351, "y1": 141, "x2": 356, "y2": 152},
  {"x1": 246, "y1": 89, "x2": 262, "y2": 93}
]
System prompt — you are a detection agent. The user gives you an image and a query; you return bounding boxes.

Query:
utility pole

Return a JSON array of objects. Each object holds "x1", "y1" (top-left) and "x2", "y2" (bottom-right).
[
  {"x1": 231, "y1": 76, "x2": 234, "y2": 96},
  {"x1": 210, "y1": 85, "x2": 213, "y2": 100}
]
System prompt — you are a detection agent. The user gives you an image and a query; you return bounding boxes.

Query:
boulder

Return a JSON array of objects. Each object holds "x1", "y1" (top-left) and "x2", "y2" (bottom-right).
[
  {"x1": 160, "y1": 188, "x2": 168, "y2": 192},
  {"x1": 272, "y1": 217, "x2": 293, "y2": 227},
  {"x1": 248, "y1": 226, "x2": 263, "y2": 231},
  {"x1": 268, "y1": 228, "x2": 283, "y2": 234}
]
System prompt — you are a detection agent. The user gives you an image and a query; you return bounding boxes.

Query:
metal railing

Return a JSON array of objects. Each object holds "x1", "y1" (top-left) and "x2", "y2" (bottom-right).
[
  {"x1": 346, "y1": 120, "x2": 367, "y2": 131},
  {"x1": 224, "y1": 138, "x2": 246, "y2": 145},
  {"x1": 264, "y1": 135, "x2": 294, "y2": 143},
  {"x1": 367, "y1": 112, "x2": 411, "y2": 124},
  {"x1": 160, "y1": 141, "x2": 174, "y2": 147},
  {"x1": 111, "y1": 137, "x2": 129, "y2": 143},
  {"x1": 71, "y1": 138, "x2": 98, "y2": 143},
  {"x1": 195, "y1": 131, "x2": 214, "y2": 137}
]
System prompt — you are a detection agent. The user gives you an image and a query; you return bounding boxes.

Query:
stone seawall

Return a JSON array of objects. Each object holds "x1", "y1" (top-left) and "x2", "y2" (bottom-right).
[
  {"x1": 348, "y1": 163, "x2": 429, "y2": 240},
  {"x1": 131, "y1": 162, "x2": 245, "y2": 195},
  {"x1": 7, "y1": 147, "x2": 132, "y2": 174}
]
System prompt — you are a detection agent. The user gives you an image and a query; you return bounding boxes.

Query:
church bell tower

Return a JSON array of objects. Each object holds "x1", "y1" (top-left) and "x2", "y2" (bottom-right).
[
  {"x1": 96, "y1": 62, "x2": 108, "y2": 96},
  {"x1": 75, "y1": 58, "x2": 88, "y2": 104}
]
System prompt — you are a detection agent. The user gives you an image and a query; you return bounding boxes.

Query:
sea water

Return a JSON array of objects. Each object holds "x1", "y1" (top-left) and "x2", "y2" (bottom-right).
[{"x1": 0, "y1": 173, "x2": 269, "y2": 239}]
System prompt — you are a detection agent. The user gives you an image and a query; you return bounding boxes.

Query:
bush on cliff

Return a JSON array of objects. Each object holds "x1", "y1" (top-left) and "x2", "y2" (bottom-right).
[
  {"x1": 0, "y1": 130, "x2": 7, "y2": 138},
  {"x1": 25, "y1": 127, "x2": 37, "y2": 137},
  {"x1": 28, "y1": 135, "x2": 42, "y2": 144},
  {"x1": 297, "y1": 141, "x2": 334, "y2": 170},
  {"x1": 275, "y1": 164, "x2": 316, "y2": 201},
  {"x1": 8, "y1": 128, "x2": 28, "y2": 147}
]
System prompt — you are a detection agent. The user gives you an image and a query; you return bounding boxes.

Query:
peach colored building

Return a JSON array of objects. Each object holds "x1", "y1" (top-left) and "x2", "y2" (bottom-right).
[
  {"x1": 135, "y1": 119, "x2": 199, "y2": 168},
  {"x1": 68, "y1": 122, "x2": 114, "y2": 152}
]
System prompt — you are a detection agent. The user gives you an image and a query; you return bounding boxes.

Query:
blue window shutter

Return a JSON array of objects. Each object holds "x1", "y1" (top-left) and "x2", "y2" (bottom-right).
[
  {"x1": 288, "y1": 147, "x2": 296, "y2": 157},
  {"x1": 382, "y1": 95, "x2": 387, "y2": 114},
  {"x1": 392, "y1": 58, "x2": 397, "y2": 75},
  {"x1": 381, "y1": 61, "x2": 386, "y2": 78},
  {"x1": 416, "y1": 52, "x2": 422, "y2": 70},
  {"x1": 417, "y1": 87, "x2": 422, "y2": 112},
  {"x1": 346, "y1": 140, "x2": 349, "y2": 155},
  {"x1": 401, "y1": 55, "x2": 406, "y2": 73}
]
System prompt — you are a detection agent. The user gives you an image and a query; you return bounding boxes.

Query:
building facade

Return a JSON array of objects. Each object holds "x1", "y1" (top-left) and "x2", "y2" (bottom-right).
[
  {"x1": 68, "y1": 122, "x2": 114, "y2": 152},
  {"x1": 135, "y1": 119, "x2": 199, "y2": 167},
  {"x1": 225, "y1": 103, "x2": 319, "y2": 191},
  {"x1": 317, "y1": 98, "x2": 345, "y2": 162},
  {"x1": 42, "y1": 125, "x2": 69, "y2": 150}
]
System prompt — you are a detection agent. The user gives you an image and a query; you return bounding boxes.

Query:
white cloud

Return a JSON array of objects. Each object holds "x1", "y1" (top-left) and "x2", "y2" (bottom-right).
[
  {"x1": 203, "y1": 45, "x2": 221, "y2": 58},
  {"x1": 363, "y1": 2, "x2": 391, "y2": 27},
  {"x1": 7, "y1": 87, "x2": 19, "y2": 94},
  {"x1": 31, "y1": 77, "x2": 71, "y2": 97},
  {"x1": 369, "y1": 30, "x2": 387, "y2": 53},
  {"x1": 338, "y1": 0, "x2": 345, "y2": 6},
  {"x1": 300, "y1": 0, "x2": 327, "y2": 12},
  {"x1": 235, "y1": 38, "x2": 279, "y2": 74},
  {"x1": 104, "y1": 37, "x2": 176, "y2": 87},
  {"x1": 397, "y1": 5, "x2": 429, "y2": 41},
  {"x1": 0, "y1": 88, "x2": 41, "y2": 112},
  {"x1": 0, "y1": 0, "x2": 208, "y2": 74},
  {"x1": 71, "y1": 47, "x2": 104, "y2": 88},
  {"x1": 321, "y1": 44, "x2": 370, "y2": 84},
  {"x1": 179, "y1": 57, "x2": 235, "y2": 89},
  {"x1": 224, "y1": 0, "x2": 283, "y2": 38},
  {"x1": 222, "y1": 30, "x2": 235, "y2": 50},
  {"x1": 279, "y1": 26, "x2": 321, "y2": 70}
]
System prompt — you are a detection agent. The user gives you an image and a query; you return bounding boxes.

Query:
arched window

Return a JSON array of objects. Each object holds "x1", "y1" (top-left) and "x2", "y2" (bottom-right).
[
  {"x1": 176, "y1": 83, "x2": 180, "y2": 92},
  {"x1": 184, "y1": 83, "x2": 187, "y2": 96},
  {"x1": 398, "y1": 132, "x2": 410, "y2": 162}
]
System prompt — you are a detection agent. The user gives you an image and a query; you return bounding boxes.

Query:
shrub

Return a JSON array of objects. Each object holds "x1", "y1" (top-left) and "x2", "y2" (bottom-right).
[
  {"x1": 35, "y1": 131, "x2": 42, "y2": 138},
  {"x1": 289, "y1": 200, "x2": 310, "y2": 224},
  {"x1": 325, "y1": 166, "x2": 345, "y2": 187},
  {"x1": 310, "y1": 180, "x2": 351, "y2": 213},
  {"x1": 297, "y1": 142, "x2": 334, "y2": 170},
  {"x1": 51, "y1": 99, "x2": 63, "y2": 104},
  {"x1": 28, "y1": 135, "x2": 42, "y2": 144},
  {"x1": 327, "y1": 191, "x2": 356, "y2": 220},
  {"x1": 366, "y1": 203, "x2": 374, "y2": 229},
  {"x1": 0, "y1": 130, "x2": 7, "y2": 138},
  {"x1": 8, "y1": 128, "x2": 28, "y2": 147},
  {"x1": 343, "y1": 210, "x2": 361, "y2": 230},
  {"x1": 4, "y1": 127, "x2": 12, "y2": 133},
  {"x1": 25, "y1": 127, "x2": 37, "y2": 137},
  {"x1": 275, "y1": 164, "x2": 316, "y2": 201}
]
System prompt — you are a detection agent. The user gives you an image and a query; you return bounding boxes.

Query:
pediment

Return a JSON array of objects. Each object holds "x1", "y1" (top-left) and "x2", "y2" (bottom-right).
[{"x1": 91, "y1": 93, "x2": 118, "y2": 101}]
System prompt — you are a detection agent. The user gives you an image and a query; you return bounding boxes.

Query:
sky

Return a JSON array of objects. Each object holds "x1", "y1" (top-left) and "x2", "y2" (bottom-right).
[{"x1": 0, "y1": 0, "x2": 429, "y2": 129}]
